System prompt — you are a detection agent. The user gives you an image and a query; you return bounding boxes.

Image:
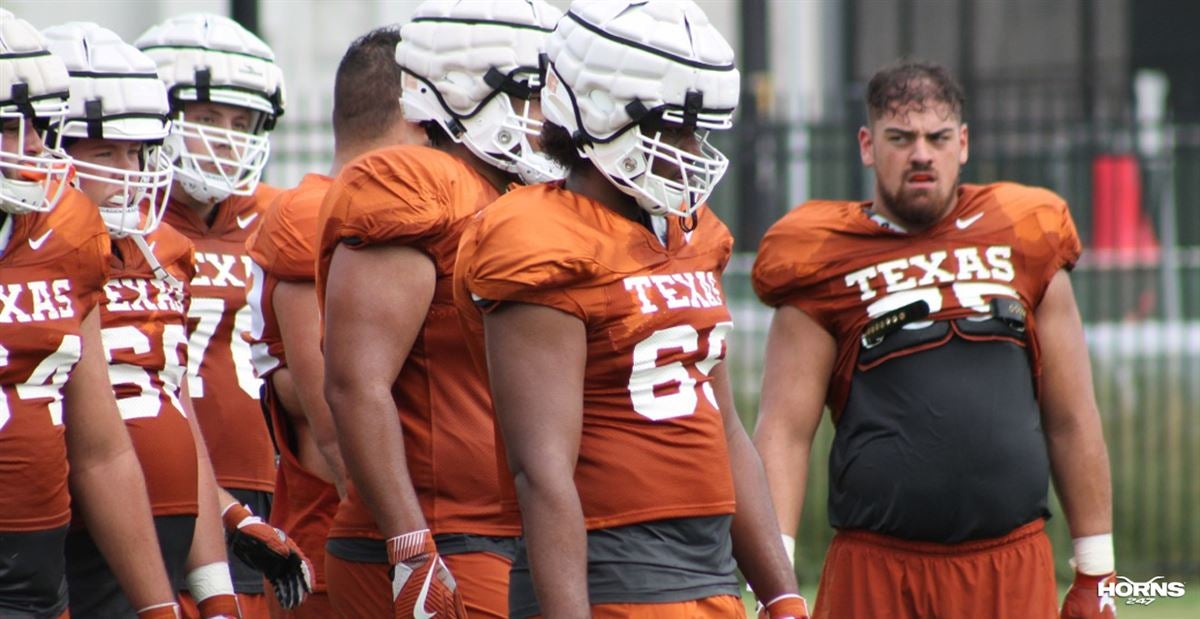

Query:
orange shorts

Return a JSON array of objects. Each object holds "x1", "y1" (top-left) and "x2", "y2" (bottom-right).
[
  {"x1": 531, "y1": 594, "x2": 745, "y2": 619},
  {"x1": 813, "y1": 519, "x2": 1058, "y2": 619},
  {"x1": 325, "y1": 551, "x2": 511, "y2": 618},
  {"x1": 179, "y1": 590, "x2": 270, "y2": 619}
]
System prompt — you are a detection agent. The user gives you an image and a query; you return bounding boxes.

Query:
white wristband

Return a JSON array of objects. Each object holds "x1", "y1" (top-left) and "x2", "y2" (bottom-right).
[
  {"x1": 1071, "y1": 533, "x2": 1115, "y2": 575},
  {"x1": 781, "y1": 534, "x2": 796, "y2": 568},
  {"x1": 187, "y1": 562, "x2": 235, "y2": 602}
]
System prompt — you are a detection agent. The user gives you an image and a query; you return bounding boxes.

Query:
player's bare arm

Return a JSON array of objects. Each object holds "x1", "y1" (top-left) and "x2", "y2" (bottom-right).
[
  {"x1": 1036, "y1": 270, "x2": 1114, "y2": 540},
  {"x1": 183, "y1": 383, "x2": 229, "y2": 569},
  {"x1": 274, "y1": 279, "x2": 347, "y2": 495},
  {"x1": 64, "y1": 308, "x2": 175, "y2": 610},
  {"x1": 753, "y1": 306, "x2": 836, "y2": 548},
  {"x1": 712, "y1": 362, "x2": 806, "y2": 611},
  {"x1": 323, "y1": 243, "x2": 434, "y2": 536},
  {"x1": 484, "y1": 301, "x2": 590, "y2": 619}
]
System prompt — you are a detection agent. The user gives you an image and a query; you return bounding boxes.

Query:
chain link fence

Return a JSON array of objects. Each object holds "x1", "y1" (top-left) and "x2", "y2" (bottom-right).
[{"x1": 265, "y1": 100, "x2": 1199, "y2": 583}]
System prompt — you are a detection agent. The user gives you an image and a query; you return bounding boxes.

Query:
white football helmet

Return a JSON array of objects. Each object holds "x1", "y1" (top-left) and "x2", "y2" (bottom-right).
[
  {"x1": 0, "y1": 9, "x2": 72, "y2": 215},
  {"x1": 543, "y1": 0, "x2": 740, "y2": 217},
  {"x1": 43, "y1": 22, "x2": 173, "y2": 238},
  {"x1": 396, "y1": 0, "x2": 564, "y2": 184},
  {"x1": 135, "y1": 13, "x2": 285, "y2": 204}
]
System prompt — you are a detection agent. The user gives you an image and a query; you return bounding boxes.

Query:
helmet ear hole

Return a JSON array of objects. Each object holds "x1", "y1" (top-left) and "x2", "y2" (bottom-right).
[
  {"x1": 0, "y1": 11, "x2": 73, "y2": 214},
  {"x1": 542, "y1": 0, "x2": 739, "y2": 216},
  {"x1": 132, "y1": 13, "x2": 284, "y2": 203},
  {"x1": 39, "y1": 21, "x2": 175, "y2": 234},
  {"x1": 394, "y1": 0, "x2": 566, "y2": 183}
]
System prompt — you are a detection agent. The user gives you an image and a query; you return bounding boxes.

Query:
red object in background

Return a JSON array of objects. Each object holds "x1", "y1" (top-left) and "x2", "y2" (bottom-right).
[{"x1": 1090, "y1": 155, "x2": 1160, "y2": 266}]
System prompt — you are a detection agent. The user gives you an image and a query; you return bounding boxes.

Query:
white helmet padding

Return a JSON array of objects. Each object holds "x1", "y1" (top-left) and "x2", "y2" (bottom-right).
[
  {"x1": 135, "y1": 13, "x2": 284, "y2": 204},
  {"x1": 396, "y1": 0, "x2": 565, "y2": 184},
  {"x1": 43, "y1": 21, "x2": 173, "y2": 238},
  {"x1": 542, "y1": 0, "x2": 741, "y2": 217},
  {"x1": 1, "y1": 9, "x2": 72, "y2": 215}
]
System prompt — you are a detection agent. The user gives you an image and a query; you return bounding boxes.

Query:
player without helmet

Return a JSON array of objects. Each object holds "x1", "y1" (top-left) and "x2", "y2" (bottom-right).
[
  {"x1": 0, "y1": 9, "x2": 72, "y2": 214},
  {"x1": 395, "y1": 0, "x2": 564, "y2": 184},
  {"x1": 136, "y1": 13, "x2": 285, "y2": 204},
  {"x1": 43, "y1": 22, "x2": 174, "y2": 241},
  {"x1": 541, "y1": 0, "x2": 741, "y2": 218}
]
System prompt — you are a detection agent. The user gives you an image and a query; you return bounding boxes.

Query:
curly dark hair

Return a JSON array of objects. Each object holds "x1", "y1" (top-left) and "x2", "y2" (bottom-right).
[
  {"x1": 539, "y1": 121, "x2": 585, "y2": 172},
  {"x1": 866, "y1": 61, "x2": 966, "y2": 124}
]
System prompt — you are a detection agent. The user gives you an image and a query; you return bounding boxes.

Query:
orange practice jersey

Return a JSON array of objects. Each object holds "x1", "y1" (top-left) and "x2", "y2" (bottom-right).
[
  {"x1": 164, "y1": 187, "x2": 281, "y2": 492},
  {"x1": 752, "y1": 182, "x2": 1083, "y2": 420},
  {"x1": 246, "y1": 173, "x2": 338, "y2": 591},
  {"x1": 456, "y1": 184, "x2": 738, "y2": 531},
  {"x1": 0, "y1": 188, "x2": 110, "y2": 531},
  {"x1": 100, "y1": 224, "x2": 200, "y2": 516},
  {"x1": 316, "y1": 145, "x2": 518, "y2": 539},
  {"x1": 246, "y1": 173, "x2": 331, "y2": 379}
]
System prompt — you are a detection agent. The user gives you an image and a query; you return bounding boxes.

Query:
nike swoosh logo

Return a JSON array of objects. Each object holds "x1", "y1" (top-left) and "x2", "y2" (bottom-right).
[
  {"x1": 236, "y1": 213, "x2": 259, "y2": 229},
  {"x1": 414, "y1": 564, "x2": 438, "y2": 619},
  {"x1": 955, "y1": 213, "x2": 983, "y2": 229},
  {"x1": 28, "y1": 229, "x2": 53, "y2": 250}
]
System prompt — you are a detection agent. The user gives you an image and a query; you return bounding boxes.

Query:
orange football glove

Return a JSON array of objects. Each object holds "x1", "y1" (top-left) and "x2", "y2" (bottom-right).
[
  {"x1": 197, "y1": 593, "x2": 241, "y2": 619},
  {"x1": 389, "y1": 529, "x2": 467, "y2": 619},
  {"x1": 222, "y1": 503, "x2": 313, "y2": 609},
  {"x1": 757, "y1": 593, "x2": 811, "y2": 619},
  {"x1": 136, "y1": 602, "x2": 181, "y2": 619},
  {"x1": 1060, "y1": 571, "x2": 1118, "y2": 619}
]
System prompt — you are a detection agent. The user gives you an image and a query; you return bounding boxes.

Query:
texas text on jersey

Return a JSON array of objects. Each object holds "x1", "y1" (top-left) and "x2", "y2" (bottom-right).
[
  {"x1": 164, "y1": 187, "x2": 280, "y2": 493},
  {"x1": 459, "y1": 182, "x2": 738, "y2": 530},
  {"x1": 100, "y1": 223, "x2": 200, "y2": 517},
  {"x1": 1, "y1": 187, "x2": 111, "y2": 531},
  {"x1": 456, "y1": 182, "x2": 741, "y2": 616},
  {"x1": 752, "y1": 181, "x2": 1083, "y2": 544}
]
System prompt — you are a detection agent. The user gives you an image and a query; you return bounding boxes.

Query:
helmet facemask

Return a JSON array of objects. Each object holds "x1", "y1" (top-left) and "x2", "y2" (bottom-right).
[
  {"x1": 60, "y1": 137, "x2": 173, "y2": 238},
  {"x1": 586, "y1": 120, "x2": 729, "y2": 218},
  {"x1": 1, "y1": 108, "x2": 72, "y2": 215},
  {"x1": 164, "y1": 104, "x2": 271, "y2": 204},
  {"x1": 134, "y1": 13, "x2": 286, "y2": 205}
]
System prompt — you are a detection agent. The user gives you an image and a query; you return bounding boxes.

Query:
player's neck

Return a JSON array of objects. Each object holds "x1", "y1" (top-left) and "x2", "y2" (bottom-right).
[
  {"x1": 442, "y1": 141, "x2": 517, "y2": 194},
  {"x1": 565, "y1": 167, "x2": 645, "y2": 225},
  {"x1": 171, "y1": 183, "x2": 220, "y2": 227},
  {"x1": 331, "y1": 127, "x2": 419, "y2": 176}
]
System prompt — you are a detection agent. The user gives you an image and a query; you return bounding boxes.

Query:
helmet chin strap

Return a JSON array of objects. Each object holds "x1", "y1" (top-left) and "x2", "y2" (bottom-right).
[{"x1": 131, "y1": 233, "x2": 181, "y2": 288}]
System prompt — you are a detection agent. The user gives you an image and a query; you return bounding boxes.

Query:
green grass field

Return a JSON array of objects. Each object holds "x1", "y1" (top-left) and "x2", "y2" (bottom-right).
[
  {"x1": 739, "y1": 585, "x2": 1200, "y2": 617},
  {"x1": 719, "y1": 262, "x2": 1200, "y2": 617}
]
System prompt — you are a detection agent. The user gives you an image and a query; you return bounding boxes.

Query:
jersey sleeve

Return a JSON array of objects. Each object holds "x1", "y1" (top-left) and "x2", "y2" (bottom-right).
[
  {"x1": 461, "y1": 197, "x2": 597, "y2": 322},
  {"x1": 56, "y1": 191, "x2": 113, "y2": 314},
  {"x1": 1000, "y1": 184, "x2": 1084, "y2": 304},
  {"x1": 75, "y1": 232, "x2": 112, "y2": 314},
  {"x1": 322, "y1": 150, "x2": 453, "y2": 258},
  {"x1": 1048, "y1": 198, "x2": 1082, "y2": 274},
  {"x1": 752, "y1": 205, "x2": 828, "y2": 307},
  {"x1": 248, "y1": 184, "x2": 323, "y2": 281}
]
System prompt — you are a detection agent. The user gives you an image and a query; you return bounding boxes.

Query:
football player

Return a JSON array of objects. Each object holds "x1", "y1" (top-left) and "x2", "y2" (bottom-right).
[
  {"x1": 41, "y1": 21, "x2": 247, "y2": 619},
  {"x1": 317, "y1": 1, "x2": 562, "y2": 616},
  {"x1": 453, "y1": 2, "x2": 809, "y2": 617},
  {"x1": 244, "y1": 25, "x2": 425, "y2": 618},
  {"x1": 751, "y1": 61, "x2": 1116, "y2": 619},
  {"x1": 0, "y1": 10, "x2": 178, "y2": 619},
  {"x1": 135, "y1": 13, "x2": 310, "y2": 619}
]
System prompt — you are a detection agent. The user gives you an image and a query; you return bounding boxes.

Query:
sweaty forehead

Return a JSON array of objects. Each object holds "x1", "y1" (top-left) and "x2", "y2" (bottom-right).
[{"x1": 876, "y1": 102, "x2": 961, "y2": 132}]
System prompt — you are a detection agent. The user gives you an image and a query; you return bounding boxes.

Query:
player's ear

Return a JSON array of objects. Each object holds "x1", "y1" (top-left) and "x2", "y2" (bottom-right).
[
  {"x1": 959, "y1": 122, "x2": 969, "y2": 165},
  {"x1": 858, "y1": 125, "x2": 875, "y2": 166}
]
